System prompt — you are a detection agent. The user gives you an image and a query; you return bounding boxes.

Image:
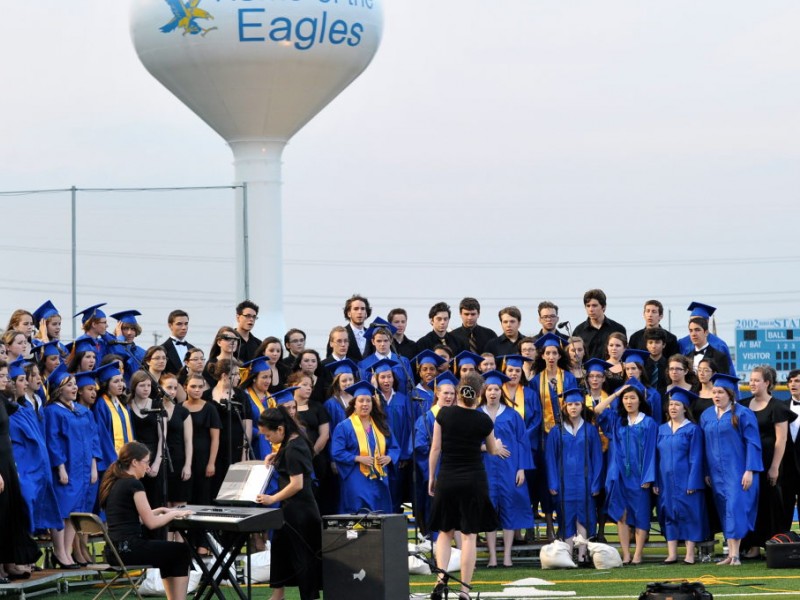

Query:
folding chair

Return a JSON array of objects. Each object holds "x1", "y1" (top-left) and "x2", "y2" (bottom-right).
[{"x1": 69, "y1": 512, "x2": 150, "y2": 600}]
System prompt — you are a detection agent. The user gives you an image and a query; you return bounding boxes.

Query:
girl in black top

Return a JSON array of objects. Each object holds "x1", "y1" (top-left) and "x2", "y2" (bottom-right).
[
  {"x1": 428, "y1": 373, "x2": 501, "y2": 600},
  {"x1": 256, "y1": 407, "x2": 322, "y2": 600},
  {"x1": 100, "y1": 441, "x2": 193, "y2": 600}
]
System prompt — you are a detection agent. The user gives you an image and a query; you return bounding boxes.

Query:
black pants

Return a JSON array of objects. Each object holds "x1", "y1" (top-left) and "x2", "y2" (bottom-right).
[{"x1": 108, "y1": 537, "x2": 191, "y2": 578}]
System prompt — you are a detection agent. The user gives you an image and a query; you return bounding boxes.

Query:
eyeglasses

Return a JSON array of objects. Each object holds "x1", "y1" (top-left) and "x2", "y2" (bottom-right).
[
  {"x1": 239, "y1": 313, "x2": 258, "y2": 320},
  {"x1": 540, "y1": 314, "x2": 558, "y2": 320},
  {"x1": 697, "y1": 368, "x2": 713, "y2": 374}
]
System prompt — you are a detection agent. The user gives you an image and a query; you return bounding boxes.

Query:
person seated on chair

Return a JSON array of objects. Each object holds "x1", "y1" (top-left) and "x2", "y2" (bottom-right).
[{"x1": 100, "y1": 441, "x2": 193, "y2": 600}]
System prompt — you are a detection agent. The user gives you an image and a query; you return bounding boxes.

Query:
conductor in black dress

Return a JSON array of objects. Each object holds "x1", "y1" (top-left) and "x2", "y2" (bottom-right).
[
  {"x1": 428, "y1": 372, "x2": 500, "y2": 600},
  {"x1": 256, "y1": 407, "x2": 322, "y2": 600}
]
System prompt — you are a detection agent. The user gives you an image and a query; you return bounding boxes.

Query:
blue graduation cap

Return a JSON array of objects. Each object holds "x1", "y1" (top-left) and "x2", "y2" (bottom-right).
[
  {"x1": 452, "y1": 350, "x2": 484, "y2": 371},
  {"x1": 499, "y1": 354, "x2": 532, "y2": 370},
  {"x1": 534, "y1": 333, "x2": 564, "y2": 350},
  {"x1": 345, "y1": 380, "x2": 377, "y2": 397},
  {"x1": 95, "y1": 362, "x2": 122, "y2": 383},
  {"x1": 370, "y1": 358, "x2": 398, "y2": 375},
  {"x1": 32, "y1": 340, "x2": 62, "y2": 360},
  {"x1": 482, "y1": 369, "x2": 510, "y2": 387},
  {"x1": 68, "y1": 336, "x2": 99, "y2": 355},
  {"x1": 47, "y1": 364, "x2": 72, "y2": 389},
  {"x1": 412, "y1": 350, "x2": 447, "y2": 370},
  {"x1": 272, "y1": 387, "x2": 299, "y2": 405},
  {"x1": 584, "y1": 358, "x2": 612, "y2": 373},
  {"x1": 242, "y1": 355, "x2": 271, "y2": 374},
  {"x1": 561, "y1": 387, "x2": 585, "y2": 403},
  {"x1": 434, "y1": 371, "x2": 459, "y2": 389},
  {"x1": 8, "y1": 357, "x2": 28, "y2": 380},
  {"x1": 74, "y1": 303, "x2": 107, "y2": 324},
  {"x1": 687, "y1": 302, "x2": 717, "y2": 319},
  {"x1": 623, "y1": 377, "x2": 645, "y2": 393},
  {"x1": 110, "y1": 310, "x2": 142, "y2": 325},
  {"x1": 668, "y1": 387, "x2": 698, "y2": 406},
  {"x1": 621, "y1": 349, "x2": 650, "y2": 365},
  {"x1": 710, "y1": 373, "x2": 739, "y2": 391},
  {"x1": 325, "y1": 358, "x2": 359, "y2": 377},
  {"x1": 75, "y1": 370, "x2": 98, "y2": 389},
  {"x1": 32, "y1": 300, "x2": 59, "y2": 323},
  {"x1": 366, "y1": 317, "x2": 398, "y2": 339}
]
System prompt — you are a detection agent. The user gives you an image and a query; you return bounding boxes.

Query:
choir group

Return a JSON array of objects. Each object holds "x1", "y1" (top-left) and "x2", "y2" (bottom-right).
[{"x1": 2, "y1": 289, "x2": 800, "y2": 582}]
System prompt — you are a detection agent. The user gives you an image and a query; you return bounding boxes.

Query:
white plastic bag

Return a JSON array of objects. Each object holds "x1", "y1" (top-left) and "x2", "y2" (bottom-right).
[
  {"x1": 539, "y1": 540, "x2": 576, "y2": 569},
  {"x1": 573, "y1": 534, "x2": 623, "y2": 569},
  {"x1": 241, "y1": 549, "x2": 271, "y2": 583},
  {"x1": 138, "y1": 565, "x2": 202, "y2": 596}
]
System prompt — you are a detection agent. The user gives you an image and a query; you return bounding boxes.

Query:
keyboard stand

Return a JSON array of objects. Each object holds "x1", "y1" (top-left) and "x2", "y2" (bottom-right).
[{"x1": 174, "y1": 528, "x2": 253, "y2": 600}]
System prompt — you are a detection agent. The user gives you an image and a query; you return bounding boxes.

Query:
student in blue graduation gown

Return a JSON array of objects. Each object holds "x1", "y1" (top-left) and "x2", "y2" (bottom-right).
[
  {"x1": 677, "y1": 303, "x2": 737, "y2": 380},
  {"x1": 655, "y1": 387, "x2": 708, "y2": 564},
  {"x1": 371, "y1": 358, "x2": 412, "y2": 514},
  {"x1": 73, "y1": 369, "x2": 103, "y2": 564},
  {"x1": 529, "y1": 333, "x2": 574, "y2": 540},
  {"x1": 108, "y1": 310, "x2": 147, "y2": 384},
  {"x1": 409, "y1": 350, "x2": 447, "y2": 421},
  {"x1": 92, "y1": 362, "x2": 134, "y2": 483},
  {"x1": 34, "y1": 340, "x2": 66, "y2": 401},
  {"x1": 44, "y1": 365, "x2": 99, "y2": 568},
  {"x1": 546, "y1": 388, "x2": 603, "y2": 564},
  {"x1": 595, "y1": 384, "x2": 657, "y2": 565},
  {"x1": 7, "y1": 359, "x2": 62, "y2": 534},
  {"x1": 413, "y1": 372, "x2": 457, "y2": 537},
  {"x1": 621, "y1": 349, "x2": 663, "y2": 425},
  {"x1": 331, "y1": 381, "x2": 400, "y2": 514},
  {"x1": 32, "y1": 300, "x2": 68, "y2": 356},
  {"x1": 701, "y1": 373, "x2": 763, "y2": 566},
  {"x1": 583, "y1": 359, "x2": 612, "y2": 542},
  {"x1": 480, "y1": 370, "x2": 534, "y2": 568},
  {"x1": 358, "y1": 319, "x2": 413, "y2": 396},
  {"x1": 240, "y1": 356, "x2": 274, "y2": 460},
  {"x1": 73, "y1": 303, "x2": 115, "y2": 365}
]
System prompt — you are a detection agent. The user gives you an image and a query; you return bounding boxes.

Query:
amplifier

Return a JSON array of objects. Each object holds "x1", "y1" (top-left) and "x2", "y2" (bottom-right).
[{"x1": 321, "y1": 514, "x2": 409, "y2": 600}]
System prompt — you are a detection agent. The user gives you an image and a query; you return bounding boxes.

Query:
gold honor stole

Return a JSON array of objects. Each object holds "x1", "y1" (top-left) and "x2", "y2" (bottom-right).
[
  {"x1": 585, "y1": 392, "x2": 610, "y2": 452},
  {"x1": 539, "y1": 370, "x2": 564, "y2": 433},
  {"x1": 103, "y1": 395, "x2": 133, "y2": 452},
  {"x1": 431, "y1": 405, "x2": 442, "y2": 418},
  {"x1": 349, "y1": 413, "x2": 386, "y2": 479},
  {"x1": 502, "y1": 383, "x2": 527, "y2": 421}
]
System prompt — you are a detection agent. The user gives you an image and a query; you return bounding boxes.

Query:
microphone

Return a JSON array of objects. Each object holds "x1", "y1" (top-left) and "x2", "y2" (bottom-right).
[
  {"x1": 557, "y1": 321, "x2": 570, "y2": 329},
  {"x1": 139, "y1": 408, "x2": 165, "y2": 415},
  {"x1": 221, "y1": 399, "x2": 243, "y2": 407},
  {"x1": 113, "y1": 340, "x2": 136, "y2": 346}
]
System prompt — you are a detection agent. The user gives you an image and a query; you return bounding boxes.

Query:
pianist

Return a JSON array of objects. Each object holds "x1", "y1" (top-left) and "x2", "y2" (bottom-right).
[
  {"x1": 256, "y1": 407, "x2": 322, "y2": 600},
  {"x1": 100, "y1": 441, "x2": 194, "y2": 600}
]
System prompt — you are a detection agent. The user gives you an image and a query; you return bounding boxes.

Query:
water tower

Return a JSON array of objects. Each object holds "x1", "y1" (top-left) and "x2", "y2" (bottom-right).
[{"x1": 130, "y1": 0, "x2": 384, "y2": 336}]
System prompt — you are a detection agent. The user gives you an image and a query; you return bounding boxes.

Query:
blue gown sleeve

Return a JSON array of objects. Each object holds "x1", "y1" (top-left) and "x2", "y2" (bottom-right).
[
  {"x1": 525, "y1": 384, "x2": 543, "y2": 451},
  {"x1": 331, "y1": 421, "x2": 357, "y2": 480},
  {"x1": 687, "y1": 424, "x2": 705, "y2": 491},
  {"x1": 739, "y1": 408, "x2": 764, "y2": 472},
  {"x1": 45, "y1": 408, "x2": 68, "y2": 467},
  {"x1": 545, "y1": 427, "x2": 560, "y2": 492},
  {"x1": 647, "y1": 388, "x2": 662, "y2": 425},
  {"x1": 588, "y1": 425, "x2": 603, "y2": 494},
  {"x1": 386, "y1": 430, "x2": 401, "y2": 465},
  {"x1": 641, "y1": 418, "x2": 658, "y2": 485},
  {"x1": 512, "y1": 411, "x2": 534, "y2": 471}
]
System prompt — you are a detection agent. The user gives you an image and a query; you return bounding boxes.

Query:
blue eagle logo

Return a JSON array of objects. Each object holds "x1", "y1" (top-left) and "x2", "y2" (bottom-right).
[{"x1": 160, "y1": 0, "x2": 217, "y2": 36}]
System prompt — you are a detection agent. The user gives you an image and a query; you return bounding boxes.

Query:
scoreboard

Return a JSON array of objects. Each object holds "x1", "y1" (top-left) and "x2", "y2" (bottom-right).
[{"x1": 736, "y1": 318, "x2": 800, "y2": 382}]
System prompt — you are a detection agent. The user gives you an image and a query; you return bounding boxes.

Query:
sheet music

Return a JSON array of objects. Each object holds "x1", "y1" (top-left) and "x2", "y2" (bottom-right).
[{"x1": 215, "y1": 460, "x2": 274, "y2": 503}]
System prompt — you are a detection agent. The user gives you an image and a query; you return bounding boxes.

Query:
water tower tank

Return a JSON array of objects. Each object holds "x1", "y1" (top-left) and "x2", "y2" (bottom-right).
[{"x1": 130, "y1": 0, "x2": 384, "y2": 336}]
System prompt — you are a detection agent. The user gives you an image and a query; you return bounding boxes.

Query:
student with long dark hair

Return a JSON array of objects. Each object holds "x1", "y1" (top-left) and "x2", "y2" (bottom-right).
[
  {"x1": 256, "y1": 407, "x2": 322, "y2": 600},
  {"x1": 99, "y1": 441, "x2": 192, "y2": 600}
]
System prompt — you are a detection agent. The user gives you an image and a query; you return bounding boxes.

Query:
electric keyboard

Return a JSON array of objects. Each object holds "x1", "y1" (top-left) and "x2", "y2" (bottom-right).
[{"x1": 171, "y1": 504, "x2": 283, "y2": 533}]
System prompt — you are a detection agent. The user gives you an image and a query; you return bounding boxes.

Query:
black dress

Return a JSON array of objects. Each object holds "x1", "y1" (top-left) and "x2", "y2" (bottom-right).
[
  {"x1": 203, "y1": 389, "x2": 250, "y2": 498},
  {"x1": 428, "y1": 405, "x2": 499, "y2": 534},
  {"x1": 296, "y1": 402, "x2": 331, "y2": 496},
  {"x1": 165, "y1": 402, "x2": 191, "y2": 503},
  {"x1": 130, "y1": 404, "x2": 165, "y2": 510},
  {"x1": 0, "y1": 396, "x2": 40, "y2": 565},
  {"x1": 740, "y1": 396, "x2": 795, "y2": 549},
  {"x1": 186, "y1": 401, "x2": 222, "y2": 505},
  {"x1": 270, "y1": 436, "x2": 322, "y2": 600}
]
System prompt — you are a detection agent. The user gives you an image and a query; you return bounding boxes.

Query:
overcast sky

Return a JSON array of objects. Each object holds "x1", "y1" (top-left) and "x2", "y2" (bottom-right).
[{"x1": 1, "y1": 1, "x2": 798, "y2": 360}]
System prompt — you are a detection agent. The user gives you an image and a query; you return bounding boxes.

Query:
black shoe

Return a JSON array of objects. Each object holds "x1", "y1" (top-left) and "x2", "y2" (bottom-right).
[
  {"x1": 7, "y1": 572, "x2": 31, "y2": 581},
  {"x1": 431, "y1": 582, "x2": 445, "y2": 600},
  {"x1": 53, "y1": 558, "x2": 80, "y2": 570},
  {"x1": 663, "y1": 558, "x2": 678, "y2": 565},
  {"x1": 0, "y1": 577, "x2": 10, "y2": 585}
]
